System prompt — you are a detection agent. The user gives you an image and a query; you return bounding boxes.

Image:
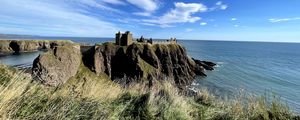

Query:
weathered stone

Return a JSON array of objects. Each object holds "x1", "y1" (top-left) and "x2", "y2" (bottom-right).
[{"x1": 32, "y1": 45, "x2": 81, "y2": 86}]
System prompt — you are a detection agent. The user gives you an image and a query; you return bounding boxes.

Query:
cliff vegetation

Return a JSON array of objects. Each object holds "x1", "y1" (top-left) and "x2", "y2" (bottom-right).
[{"x1": 0, "y1": 64, "x2": 299, "y2": 119}]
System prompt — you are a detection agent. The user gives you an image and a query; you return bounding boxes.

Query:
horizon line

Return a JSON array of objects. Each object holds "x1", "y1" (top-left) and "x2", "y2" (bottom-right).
[{"x1": 1, "y1": 33, "x2": 300, "y2": 44}]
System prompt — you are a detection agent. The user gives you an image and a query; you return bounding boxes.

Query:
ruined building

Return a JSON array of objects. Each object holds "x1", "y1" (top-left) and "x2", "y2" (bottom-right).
[{"x1": 115, "y1": 31, "x2": 133, "y2": 46}]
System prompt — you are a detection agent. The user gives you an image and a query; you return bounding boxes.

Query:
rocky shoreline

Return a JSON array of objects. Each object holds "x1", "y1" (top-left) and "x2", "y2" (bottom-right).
[{"x1": 0, "y1": 40, "x2": 74, "y2": 53}]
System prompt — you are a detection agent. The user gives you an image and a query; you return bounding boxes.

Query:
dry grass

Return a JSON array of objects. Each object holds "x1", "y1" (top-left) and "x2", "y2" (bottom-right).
[{"x1": 0, "y1": 64, "x2": 298, "y2": 120}]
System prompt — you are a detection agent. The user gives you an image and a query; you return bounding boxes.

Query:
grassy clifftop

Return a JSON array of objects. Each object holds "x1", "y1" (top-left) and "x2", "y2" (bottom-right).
[
  {"x1": 0, "y1": 64, "x2": 299, "y2": 119},
  {"x1": 0, "y1": 40, "x2": 74, "y2": 53}
]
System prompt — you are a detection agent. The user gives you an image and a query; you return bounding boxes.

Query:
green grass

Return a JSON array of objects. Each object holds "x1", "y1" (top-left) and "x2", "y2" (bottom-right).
[
  {"x1": 0, "y1": 64, "x2": 299, "y2": 120},
  {"x1": 0, "y1": 65, "x2": 14, "y2": 85},
  {"x1": 138, "y1": 57, "x2": 156, "y2": 79}
]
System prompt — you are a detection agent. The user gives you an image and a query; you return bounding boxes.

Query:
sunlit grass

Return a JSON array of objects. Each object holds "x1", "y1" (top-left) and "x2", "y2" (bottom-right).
[{"x1": 0, "y1": 64, "x2": 298, "y2": 119}]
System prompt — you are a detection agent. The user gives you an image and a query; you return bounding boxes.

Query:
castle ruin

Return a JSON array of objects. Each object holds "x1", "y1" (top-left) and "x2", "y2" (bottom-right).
[
  {"x1": 115, "y1": 31, "x2": 177, "y2": 46},
  {"x1": 115, "y1": 31, "x2": 133, "y2": 46}
]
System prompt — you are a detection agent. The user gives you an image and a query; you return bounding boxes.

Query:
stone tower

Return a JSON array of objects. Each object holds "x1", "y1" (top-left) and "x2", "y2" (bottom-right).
[
  {"x1": 115, "y1": 31, "x2": 121, "y2": 45},
  {"x1": 115, "y1": 31, "x2": 133, "y2": 46}
]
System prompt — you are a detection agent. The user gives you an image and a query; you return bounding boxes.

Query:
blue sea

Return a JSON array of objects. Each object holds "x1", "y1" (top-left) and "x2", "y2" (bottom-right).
[{"x1": 1, "y1": 37, "x2": 300, "y2": 113}]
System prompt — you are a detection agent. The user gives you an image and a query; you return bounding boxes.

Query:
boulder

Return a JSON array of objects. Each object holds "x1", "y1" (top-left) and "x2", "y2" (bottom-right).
[{"x1": 32, "y1": 44, "x2": 81, "y2": 86}]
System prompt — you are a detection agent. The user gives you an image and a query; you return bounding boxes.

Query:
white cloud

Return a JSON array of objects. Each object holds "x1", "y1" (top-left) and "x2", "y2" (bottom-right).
[
  {"x1": 126, "y1": 0, "x2": 160, "y2": 17},
  {"x1": 231, "y1": 18, "x2": 237, "y2": 21},
  {"x1": 74, "y1": 0, "x2": 122, "y2": 13},
  {"x1": 200, "y1": 22, "x2": 207, "y2": 26},
  {"x1": 79, "y1": 0, "x2": 159, "y2": 15},
  {"x1": 141, "y1": 22, "x2": 156, "y2": 26},
  {"x1": 142, "y1": 2, "x2": 207, "y2": 27},
  {"x1": 160, "y1": 24, "x2": 175, "y2": 28},
  {"x1": 118, "y1": 18, "x2": 142, "y2": 24},
  {"x1": 220, "y1": 5, "x2": 228, "y2": 10},
  {"x1": 269, "y1": 17, "x2": 300, "y2": 23},
  {"x1": 102, "y1": 0, "x2": 125, "y2": 5},
  {"x1": 186, "y1": 28, "x2": 194, "y2": 32},
  {"x1": 216, "y1": 1, "x2": 222, "y2": 6},
  {"x1": 234, "y1": 25, "x2": 239, "y2": 27},
  {"x1": 80, "y1": 0, "x2": 159, "y2": 17},
  {"x1": 127, "y1": 0, "x2": 159, "y2": 12},
  {"x1": 0, "y1": 0, "x2": 121, "y2": 37},
  {"x1": 210, "y1": 1, "x2": 228, "y2": 11},
  {"x1": 133, "y1": 12, "x2": 152, "y2": 17}
]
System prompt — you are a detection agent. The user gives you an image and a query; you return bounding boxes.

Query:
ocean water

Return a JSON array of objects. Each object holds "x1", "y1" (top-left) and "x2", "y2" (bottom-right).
[
  {"x1": 0, "y1": 38, "x2": 300, "y2": 113},
  {"x1": 0, "y1": 51, "x2": 44, "y2": 68},
  {"x1": 180, "y1": 40, "x2": 300, "y2": 113}
]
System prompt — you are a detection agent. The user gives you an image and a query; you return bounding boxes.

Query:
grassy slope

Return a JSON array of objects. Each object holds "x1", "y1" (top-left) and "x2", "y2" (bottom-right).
[{"x1": 0, "y1": 64, "x2": 299, "y2": 120}]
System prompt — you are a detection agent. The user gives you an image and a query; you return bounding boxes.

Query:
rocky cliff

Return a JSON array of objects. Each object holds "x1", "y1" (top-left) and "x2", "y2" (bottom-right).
[
  {"x1": 32, "y1": 44, "x2": 81, "y2": 86},
  {"x1": 32, "y1": 42, "x2": 215, "y2": 87},
  {"x1": 82, "y1": 42, "x2": 215, "y2": 87},
  {"x1": 0, "y1": 40, "x2": 73, "y2": 53}
]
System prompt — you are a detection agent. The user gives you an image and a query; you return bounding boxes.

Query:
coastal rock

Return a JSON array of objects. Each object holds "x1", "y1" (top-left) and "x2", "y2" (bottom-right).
[
  {"x1": 32, "y1": 44, "x2": 81, "y2": 86},
  {"x1": 0, "y1": 40, "x2": 74, "y2": 53},
  {"x1": 30, "y1": 41, "x2": 215, "y2": 87},
  {"x1": 193, "y1": 58, "x2": 216, "y2": 71},
  {"x1": 0, "y1": 40, "x2": 12, "y2": 52},
  {"x1": 83, "y1": 43, "x2": 216, "y2": 87}
]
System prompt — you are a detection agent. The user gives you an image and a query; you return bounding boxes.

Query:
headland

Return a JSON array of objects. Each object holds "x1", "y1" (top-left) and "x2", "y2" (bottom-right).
[{"x1": 30, "y1": 31, "x2": 215, "y2": 89}]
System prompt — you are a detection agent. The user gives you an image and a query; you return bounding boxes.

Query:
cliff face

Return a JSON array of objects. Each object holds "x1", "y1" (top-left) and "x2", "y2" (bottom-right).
[
  {"x1": 0, "y1": 40, "x2": 74, "y2": 53},
  {"x1": 82, "y1": 43, "x2": 215, "y2": 87},
  {"x1": 32, "y1": 44, "x2": 81, "y2": 86},
  {"x1": 0, "y1": 41, "x2": 11, "y2": 52},
  {"x1": 31, "y1": 42, "x2": 215, "y2": 87}
]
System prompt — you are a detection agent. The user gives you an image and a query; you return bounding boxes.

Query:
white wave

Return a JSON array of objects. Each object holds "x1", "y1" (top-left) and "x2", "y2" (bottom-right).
[
  {"x1": 214, "y1": 61, "x2": 225, "y2": 68},
  {"x1": 192, "y1": 82, "x2": 200, "y2": 86}
]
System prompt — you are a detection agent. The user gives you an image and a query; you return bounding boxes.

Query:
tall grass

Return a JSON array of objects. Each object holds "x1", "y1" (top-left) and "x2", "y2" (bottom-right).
[{"x1": 0, "y1": 64, "x2": 299, "y2": 119}]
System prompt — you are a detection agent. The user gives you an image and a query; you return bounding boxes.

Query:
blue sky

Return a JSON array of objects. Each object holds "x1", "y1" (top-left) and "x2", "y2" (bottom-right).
[{"x1": 0, "y1": 0, "x2": 300, "y2": 42}]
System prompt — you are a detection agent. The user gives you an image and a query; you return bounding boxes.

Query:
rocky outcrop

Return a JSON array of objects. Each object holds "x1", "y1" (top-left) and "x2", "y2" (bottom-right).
[
  {"x1": 83, "y1": 42, "x2": 216, "y2": 87},
  {"x1": 0, "y1": 40, "x2": 12, "y2": 52},
  {"x1": 31, "y1": 41, "x2": 215, "y2": 87},
  {"x1": 32, "y1": 44, "x2": 81, "y2": 86},
  {"x1": 0, "y1": 40, "x2": 74, "y2": 53}
]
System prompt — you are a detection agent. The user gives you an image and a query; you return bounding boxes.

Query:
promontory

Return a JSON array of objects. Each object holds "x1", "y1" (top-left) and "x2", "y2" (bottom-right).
[{"x1": 31, "y1": 31, "x2": 216, "y2": 89}]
